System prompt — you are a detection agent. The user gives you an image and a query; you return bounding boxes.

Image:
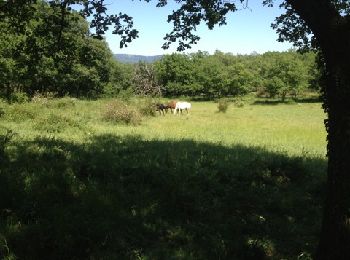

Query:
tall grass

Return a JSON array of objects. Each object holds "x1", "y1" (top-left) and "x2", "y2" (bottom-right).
[{"x1": 0, "y1": 97, "x2": 327, "y2": 259}]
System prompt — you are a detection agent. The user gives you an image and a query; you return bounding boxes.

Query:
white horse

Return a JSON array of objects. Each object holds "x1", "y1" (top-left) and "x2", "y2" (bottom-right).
[{"x1": 174, "y1": 101, "x2": 191, "y2": 115}]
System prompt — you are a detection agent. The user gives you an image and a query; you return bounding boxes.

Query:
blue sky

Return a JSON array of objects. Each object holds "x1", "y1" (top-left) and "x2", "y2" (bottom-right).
[{"x1": 102, "y1": 0, "x2": 293, "y2": 55}]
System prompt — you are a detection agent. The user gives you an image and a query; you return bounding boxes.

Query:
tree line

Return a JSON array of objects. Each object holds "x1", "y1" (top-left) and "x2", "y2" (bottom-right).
[
  {"x1": 153, "y1": 50, "x2": 320, "y2": 100},
  {"x1": 0, "y1": 1, "x2": 321, "y2": 102}
]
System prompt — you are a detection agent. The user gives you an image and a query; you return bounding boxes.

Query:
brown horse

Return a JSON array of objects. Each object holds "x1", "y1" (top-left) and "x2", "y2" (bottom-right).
[{"x1": 167, "y1": 100, "x2": 177, "y2": 114}]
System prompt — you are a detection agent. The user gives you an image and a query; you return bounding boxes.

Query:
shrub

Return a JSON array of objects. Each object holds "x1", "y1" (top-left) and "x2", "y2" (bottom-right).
[
  {"x1": 255, "y1": 87, "x2": 268, "y2": 98},
  {"x1": 138, "y1": 98, "x2": 156, "y2": 117},
  {"x1": 233, "y1": 98, "x2": 245, "y2": 108},
  {"x1": 9, "y1": 92, "x2": 29, "y2": 104},
  {"x1": 217, "y1": 98, "x2": 229, "y2": 113},
  {"x1": 102, "y1": 100, "x2": 142, "y2": 125}
]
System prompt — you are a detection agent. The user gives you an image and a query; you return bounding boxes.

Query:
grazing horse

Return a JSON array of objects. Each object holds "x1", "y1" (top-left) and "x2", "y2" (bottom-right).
[
  {"x1": 155, "y1": 103, "x2": 169, "y2": 115},
  {"x1": 167, "y1": 100, "x2": 177, "y2": 114},
  {"x1": 174, "y1": 101, "x2": 191, "y2": 115}
]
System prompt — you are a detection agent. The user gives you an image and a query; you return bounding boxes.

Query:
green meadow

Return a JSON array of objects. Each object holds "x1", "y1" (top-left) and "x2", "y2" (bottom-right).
[{"x1": 0, "y1": 97, "x2": 327, "y2": 259}]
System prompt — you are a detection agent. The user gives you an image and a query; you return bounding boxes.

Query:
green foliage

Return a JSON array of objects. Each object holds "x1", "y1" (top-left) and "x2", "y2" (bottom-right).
[
  {"x1": 34, "y1": 113, "x2": 82, "y2": 133},
  {"x1": 50, "y1": 98, "x2": 77, "y2": 109},
  {"x1": 260, "y1": 51, "x2": 310, "y2": 101},
  {"x1": 116, "y1": 88, "x2": 135, "y2": 101},
  {"x1": 9, "y1": 91, "x2": 29, "y2": 104},
  {"x1": 217, "y1": 98, "x2": 229, "y2": 113},
  {"x1": 137, "y1": 98, "x2": 157, "y2": 117},
  {"x1": 0, "y1": 2, "x2": 114, "y2": 99},
  {"x1": 105, "y1": 62, "x2": 134, "y2": 97},
  {"x1": 155, "y1": 50, "x2": 319, "y2": 99},
  {"x1": 102, "y1": 100, "x2": 142, "y2": 125},
  {"x1": 5, "y1": 104, "x2": 37, "y2": 122}
]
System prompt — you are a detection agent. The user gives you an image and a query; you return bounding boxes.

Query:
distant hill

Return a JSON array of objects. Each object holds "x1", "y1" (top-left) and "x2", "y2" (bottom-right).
[{"x1": 114, "y1": 54, "x2": 163, "y2": 64}]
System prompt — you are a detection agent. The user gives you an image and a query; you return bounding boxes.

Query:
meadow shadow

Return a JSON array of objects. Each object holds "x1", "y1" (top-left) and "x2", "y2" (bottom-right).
[
  {"x1": 0, "y1": 134, "x2": 327, "y2": 259},
  {"x1": 253, "y1": 96, "x2": 321, "y2": 106}
]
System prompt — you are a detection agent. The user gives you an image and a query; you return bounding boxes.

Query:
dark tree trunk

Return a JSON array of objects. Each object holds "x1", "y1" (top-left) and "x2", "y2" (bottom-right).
[
  {"x1": 287, "y1": 0, "x2": 350, "y2": 258},
  {"x1": 316, "y1": 41, "x2": 350, "y2": 260}
]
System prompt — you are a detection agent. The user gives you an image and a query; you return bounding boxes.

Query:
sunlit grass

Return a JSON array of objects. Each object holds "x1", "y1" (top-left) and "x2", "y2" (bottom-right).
[{"x1": 0, "y1": 97, "x2": 327, "y2": 157}]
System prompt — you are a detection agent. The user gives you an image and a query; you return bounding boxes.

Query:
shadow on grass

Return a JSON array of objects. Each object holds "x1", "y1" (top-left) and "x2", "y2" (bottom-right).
[
  {"x1": 252, "y1": 96, "x2": 321, "y2": 106},
  {"x1": 0, "y1": 134, "x2": 326, "y2": 259}
]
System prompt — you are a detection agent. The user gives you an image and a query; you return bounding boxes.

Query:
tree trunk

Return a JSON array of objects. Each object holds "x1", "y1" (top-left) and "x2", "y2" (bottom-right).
[
  {"x1": 315, "y1": 42, "x2": 350, "y2": 260},
  {"x1": 316, "y1": 64, "x2": 350, "y2": 260},
  {"x1": 286, "y1": 1, "x2": 350, "y2": 257}
]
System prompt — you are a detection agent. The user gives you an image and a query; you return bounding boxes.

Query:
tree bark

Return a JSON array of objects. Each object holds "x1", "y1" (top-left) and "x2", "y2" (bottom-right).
[
  {"x1": 316, "y1": 43, "x2": 350, "y2": 260},
  {"x1": 287, "y1": 0, "x2": 350, "y2": 258}
]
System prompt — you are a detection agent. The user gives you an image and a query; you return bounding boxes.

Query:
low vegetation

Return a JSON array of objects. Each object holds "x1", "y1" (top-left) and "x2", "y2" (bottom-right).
[
  {"x1": 0, "y1": 96, "x2": 326, "y2": 259},
  {"x1": 217, "y1": 98, "x2": 230, "y2": 113}
]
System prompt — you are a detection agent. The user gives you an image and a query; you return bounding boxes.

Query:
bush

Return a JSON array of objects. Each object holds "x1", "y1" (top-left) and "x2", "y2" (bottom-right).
[
  {"x1": 9, "y1": 92, "x2": 29, "y2": 104},
  {"x1": 102, "y1": 100, "x2": 142, "y2": 125},
  {"x1": 233, "y1": 98, "x2": 245, "y2": 108},
  {"x1": 217, "y1": 98, "x2": 229, "y2": 113},
  {"x1": 138, "y1": 98, "x2": 156, "y2": 117}
]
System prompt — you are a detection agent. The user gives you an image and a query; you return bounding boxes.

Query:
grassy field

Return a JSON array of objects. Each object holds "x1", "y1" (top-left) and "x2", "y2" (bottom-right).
[
  {"x1": 0, "y1": 97, "x2": 327, "y2": 259},
  {"x1": 1, "y1": 97, "x2": 326, "y2": 156}
]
